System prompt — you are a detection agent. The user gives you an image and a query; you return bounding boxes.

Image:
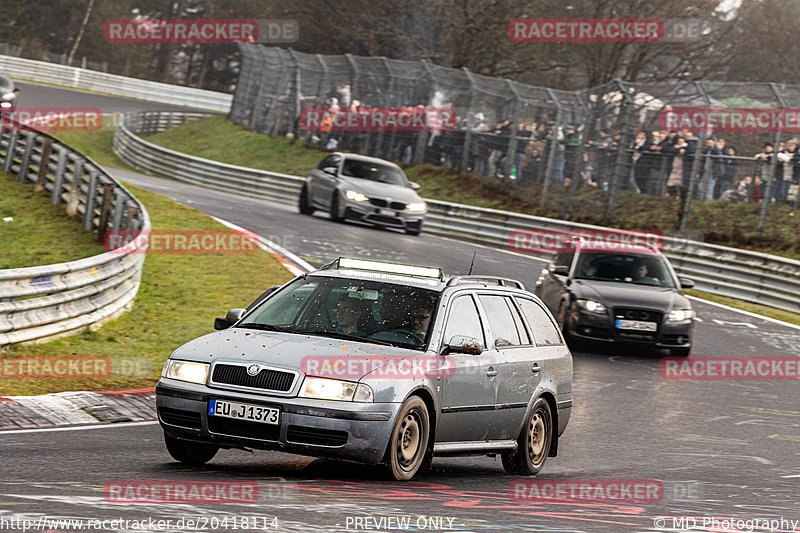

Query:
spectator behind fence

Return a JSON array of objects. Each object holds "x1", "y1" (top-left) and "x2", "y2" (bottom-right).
[
  {"x1": 718, "y1": 145, "x2": 739, "y2": 198},
  {"x1": 700, "y1": 138, "x2": 722, "y2": 201},
  {"x1": 776, "y1": 139, "x2": 797, "y2": 204},
  {"x1": 754, "y1": 143, "x2": 774, "y2": 200},
  {"x1": 666, "y1": 136, "x2": 688, "y2": 198}
]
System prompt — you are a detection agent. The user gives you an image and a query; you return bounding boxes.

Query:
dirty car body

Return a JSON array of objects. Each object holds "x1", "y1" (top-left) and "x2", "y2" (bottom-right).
[{"x1": 156, "y1": 258, "x2": 572, "y2": 479}]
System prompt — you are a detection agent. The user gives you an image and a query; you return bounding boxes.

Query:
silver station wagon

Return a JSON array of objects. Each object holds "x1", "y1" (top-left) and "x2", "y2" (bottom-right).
[{"x1": 156, "y1": 258, "x2": 573, "y2": 480}]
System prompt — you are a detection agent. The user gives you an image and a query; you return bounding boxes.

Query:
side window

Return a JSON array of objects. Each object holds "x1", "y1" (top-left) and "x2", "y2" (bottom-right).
[
  {"x1": 555, "y1": 252, "x2": 575, "y2": 268},
  {"x1": 478, "y1": 295, "x2": 522, "y2": 348},
  {"x1": 443, "y1": 295, "x2": 486, "y2": 349},
  {"x1": 516, "y1": 297, "x2": 563, "y2": 346},
  {"x1": 507, "y1": 298, "x2": 532, "y2": 345},
  {"x1": 317, "y1": 155, "x2": 339, "y2": 170}
]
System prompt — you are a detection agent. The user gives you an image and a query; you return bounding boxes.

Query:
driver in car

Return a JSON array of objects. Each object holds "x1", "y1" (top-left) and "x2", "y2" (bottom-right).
[
  {"x1": 633, "y1": 259, "x2": 660, "y2": 284},
  {"x1": 334, "y1": 293, "x2": 367, "y2": 336}
]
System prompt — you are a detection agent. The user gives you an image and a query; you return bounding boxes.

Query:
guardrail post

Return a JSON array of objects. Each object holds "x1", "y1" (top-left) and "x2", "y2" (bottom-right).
[
  {"x1": 3, "y1": 131, "x2": 19, "y2": 172},
  {"x1": 82, "y1": 168, "x2": 98, "y2": 230},
  {"x1": 111, "y1": 191, "x2": 127, "y2": 231},
  {"x1": 17, "y1": 132, "x2": 37, "y2": 183},
  {"x1": 35, "y1": 138, "x2": 53, "y2": 192},
  {"x1": 66, "y1": 159, "x2": 84, "y2": 217},
  {"x1": 96, "y1": 182, "x2": 114, "y2": 241},
  {"x1": 50, "y1": 146, "x2": 69, "y2": 204}
]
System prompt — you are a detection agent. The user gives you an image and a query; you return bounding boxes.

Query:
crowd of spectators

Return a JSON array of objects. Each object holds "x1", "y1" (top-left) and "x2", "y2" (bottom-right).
[{"x1": 256, "y1": 95, "x2": 799, "y2": 205}]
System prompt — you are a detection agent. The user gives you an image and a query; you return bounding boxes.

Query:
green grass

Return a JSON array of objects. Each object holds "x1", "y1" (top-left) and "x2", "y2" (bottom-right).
[
  {"x1": 0, "y1": 171, "x2": 106, "y2": 269},
  {"x1": 145, "y1": 116, "x2": 800, "y2": 260},
  {"x1": 686, "y1": 289, "x2": 800, "y2": 327},
  {"x1": 55, "y1": 125, "x2": 142, "y2": 174},
  {"x1": 1, "y1": 180, "x2": 293, "y2": 396}
]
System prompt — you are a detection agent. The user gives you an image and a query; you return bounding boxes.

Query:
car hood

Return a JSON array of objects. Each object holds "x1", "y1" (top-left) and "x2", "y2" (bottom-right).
[
  {"x1": 572, "y1": 280, "x2": 689, "y2": 313},
  {"x1": 339, "y1": 177, "x2": 422, "y2": 203},
  {"x1": 170, "y1": 328, "x2": 423, "y2": 378}
]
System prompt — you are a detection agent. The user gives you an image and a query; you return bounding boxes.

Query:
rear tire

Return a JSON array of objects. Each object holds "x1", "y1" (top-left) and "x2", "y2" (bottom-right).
[
  {"x1": 164, "y1": 433, "x2": 218, "y2": 466},
  {"x1": 385, "y1": 397, "x2": 430, "y2": 481},
  {"x1": 299, "y1": 186, "x2": 314, "y2": 215},
  {"x1": 502, "y1": 397, "x2": 553, "y2": 475}
]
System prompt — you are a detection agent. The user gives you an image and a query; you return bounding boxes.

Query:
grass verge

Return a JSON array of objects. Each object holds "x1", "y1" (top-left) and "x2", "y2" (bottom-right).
[
  {"x1": 1, "y1": 179, "x2": 293, "y2": 396},
  {"x1": 686, "y1": 289, "x2": 800, "y2": 327},
  {"x1": 0, "y1": 171, "x2": 106, "y2": 269}
]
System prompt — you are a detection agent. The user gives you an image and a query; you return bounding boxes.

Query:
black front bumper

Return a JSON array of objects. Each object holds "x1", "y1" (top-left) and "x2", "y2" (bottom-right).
[{"x1": 566, "y1": 308, "x2": 693, "y2": 349}]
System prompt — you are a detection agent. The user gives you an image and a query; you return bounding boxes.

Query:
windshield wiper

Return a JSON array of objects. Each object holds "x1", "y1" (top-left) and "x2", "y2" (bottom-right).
[
  {"x1": 295, "y1": 330, "x2": 394, "y2": 346},
  {"x1": 236, "y1": 323, "x2": 295, "y2": 333}
]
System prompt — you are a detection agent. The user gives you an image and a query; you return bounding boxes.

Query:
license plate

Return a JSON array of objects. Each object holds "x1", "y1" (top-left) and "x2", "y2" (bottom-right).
[
  {"x1": 208, "y1": 399, "x2": 279, "y2": 425},
  {"x1": 616, "y1": 319, "x2": 657, "y2": 331},
  {"x1": 378, "y1": 208, "x2": 395, "y2": 216}
]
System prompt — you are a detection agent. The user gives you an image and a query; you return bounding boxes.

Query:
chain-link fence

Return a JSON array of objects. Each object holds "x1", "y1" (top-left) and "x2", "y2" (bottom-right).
[{"x1": 231, "y1": 45, "x2": 800, "y2": 234}]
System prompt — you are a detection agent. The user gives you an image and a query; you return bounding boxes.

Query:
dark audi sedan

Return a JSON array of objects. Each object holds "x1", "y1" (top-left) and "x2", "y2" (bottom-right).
[{"x1": 535, "y1": 240, "x2": 695, "y2": 356}]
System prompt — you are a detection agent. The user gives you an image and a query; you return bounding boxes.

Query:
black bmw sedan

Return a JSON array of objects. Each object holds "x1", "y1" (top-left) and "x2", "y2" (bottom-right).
[{"x1": 534, "y1": 239, "x2": 695, "y2": 356}]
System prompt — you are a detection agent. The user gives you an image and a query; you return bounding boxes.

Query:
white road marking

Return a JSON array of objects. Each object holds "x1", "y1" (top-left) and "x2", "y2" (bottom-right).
[
  {"x1": 687, "y1": 295, "x2": 800, "y2": 331},
  {"x1": 0, "y1": 421, "x2": 157, "y2": 435}
]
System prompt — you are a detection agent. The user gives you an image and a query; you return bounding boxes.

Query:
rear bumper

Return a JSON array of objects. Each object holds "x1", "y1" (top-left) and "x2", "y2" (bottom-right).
[{"x1": 156, "y1": 380, "x2": 400, "y2": 465}]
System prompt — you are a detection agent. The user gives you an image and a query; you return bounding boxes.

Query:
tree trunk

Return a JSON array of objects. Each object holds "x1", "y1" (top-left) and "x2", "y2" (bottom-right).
[{"x1": 67, "y1": 0, "x2": 96, "y2": 66}]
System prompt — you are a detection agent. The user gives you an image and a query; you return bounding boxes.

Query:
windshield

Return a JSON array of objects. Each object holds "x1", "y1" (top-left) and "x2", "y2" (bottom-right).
[
  {"x1": 0, "y1": 76, "x2": 14, "y2": 92},
  {"x1": 574, "y1": 252, "x2": 676, "y2": 288},
  {"x1": 238, "y1": 276, "x2": 439, "y2": 350},
  {"x1": 341, "y1": 159, "x2": 407, "y2": 186}
]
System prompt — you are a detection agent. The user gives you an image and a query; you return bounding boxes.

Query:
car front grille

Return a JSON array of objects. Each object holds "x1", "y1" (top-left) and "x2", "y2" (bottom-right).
[
  {"x1": 159, "y1": 407, "x2": 202, "y2": 430},
  {"x1": 211, "y1": 364, "x2": 295, "y2": 392},
  {"x1": 286, "y1": 425, "x2": 348, "y2": 447},
  {"x1": 207, "y1": 417, "x2": 280, "y2": 441},
  {"x1": 614, "y1": 308, "x2": 662, "y2": 322},
  {"x1": 368, "y1": 198, "x2": 406, "y2": 211}
]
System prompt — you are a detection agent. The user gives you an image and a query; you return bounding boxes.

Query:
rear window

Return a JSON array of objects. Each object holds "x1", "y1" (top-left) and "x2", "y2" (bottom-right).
[{"x1": 515, "y1": 297, "x2": 562, "y2": 346}]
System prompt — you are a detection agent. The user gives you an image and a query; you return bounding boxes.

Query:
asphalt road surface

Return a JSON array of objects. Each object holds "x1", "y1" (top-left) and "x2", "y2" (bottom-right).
[{"x1": 2, "y1": 82, "x2": 799, "y2": 533}]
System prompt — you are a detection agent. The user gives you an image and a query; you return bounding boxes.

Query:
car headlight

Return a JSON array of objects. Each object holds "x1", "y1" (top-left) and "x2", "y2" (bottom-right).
[
  {"x1": 577, "y1": 299, "x2": 607, "y2": 314},
  {"x1": 668, "y1": 309, "x2": 694, "y2": 322},
  {"x1": 161, "y1": 360, "x2": 210, "y2": 384},
  {"x1": 2, "y1": 92, "x2": 15, "y2": 100},
  {"x1": 0, "y1": 102, "x2": 11, "y2": 108},
  {"x1": 300, "y1": 377, "x2": 374, "y2": 402},
  {"x1": 345, "y1": 190, "x2": 369, "y2": 202},
  {"x1": 406, "y1": 202, "x2": 427, "y2": 212}
]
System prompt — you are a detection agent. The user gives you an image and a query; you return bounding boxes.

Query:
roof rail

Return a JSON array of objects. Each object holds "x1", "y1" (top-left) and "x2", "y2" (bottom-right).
[{"x1": 446, "y1": 276, "x2": 525, "y2": 290}]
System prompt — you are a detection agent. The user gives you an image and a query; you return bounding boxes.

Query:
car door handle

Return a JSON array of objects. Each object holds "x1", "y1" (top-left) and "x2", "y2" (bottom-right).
[
  {"x1": 486, "y1": 367, "x2": 498, "y2": 377},
  {"x1": 532, "y1": 363, "x2": 541, "y2": 374}
]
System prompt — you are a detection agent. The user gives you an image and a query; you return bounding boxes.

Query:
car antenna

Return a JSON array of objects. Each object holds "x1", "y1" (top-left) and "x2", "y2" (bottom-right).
[{"x1": 467, "y1": 251, "x2": 477, "y2": 275}]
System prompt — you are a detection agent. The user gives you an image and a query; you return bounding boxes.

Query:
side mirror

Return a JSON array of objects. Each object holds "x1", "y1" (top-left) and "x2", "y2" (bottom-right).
[
  {"x1": 214, "y1": 308, "x2": 245, "y2": 330},
  {"x1": 13, "y1": 88, "x2": 20, "y2": 93},
  {"x1": 553, "y1": 265, "x2": 570, "y2": 276},
  {"x1": 679, "y1": 277, "x2": 695, "y2": 289},
  {"x1": 442, "y1": 335, "x2": 484, "y2": 355},
  {"x1": 409, "y1": 181, "x2": 421, "y2": 190}
]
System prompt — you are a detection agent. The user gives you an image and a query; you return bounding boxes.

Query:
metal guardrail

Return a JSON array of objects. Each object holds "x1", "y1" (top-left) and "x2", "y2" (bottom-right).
[
  {"x1": 0, "y1": 54, "x2": 231, "y2": 113},
  {"x1": 0, "y1": 119, "x2": 150, "y2": 347},
  {"x1": 114, "y1": 110, "x2": 800, "y2": 315}
]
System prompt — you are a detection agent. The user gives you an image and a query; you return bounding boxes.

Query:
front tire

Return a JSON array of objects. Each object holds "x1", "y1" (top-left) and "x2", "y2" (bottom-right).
[
  {"x1": 164, "y1": 433, "x2": 219, "y2": 466},
  {"x1": 385, "y1": 397, "x2": 430, "y2": 481},
  {"x1": 670, "y1": 346, "x2": 691, "y2": 357},
  {"x1": 329, "y1": 193, "x2": 344, "y2": 222},
  {"x1": 502, "y1": 397, "x2": 553, "y2": 475},
  {"x1": 299, "y1": 186, "x2": 314, "y2": 215}
]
